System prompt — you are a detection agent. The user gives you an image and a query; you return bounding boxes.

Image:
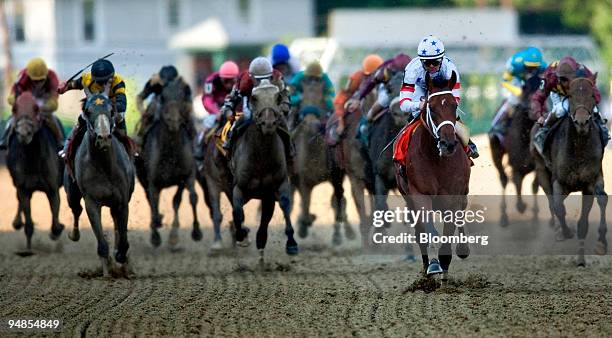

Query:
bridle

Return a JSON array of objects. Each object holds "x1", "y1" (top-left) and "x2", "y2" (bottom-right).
[{"x1": 424, "y1": 90, "x2": 456, "y2": 140}]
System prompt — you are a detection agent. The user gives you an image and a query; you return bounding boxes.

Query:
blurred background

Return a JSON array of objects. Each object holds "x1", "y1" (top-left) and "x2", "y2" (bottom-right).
[{"x1": 0, "y1": 0, "x2": 609, "y2": 135}]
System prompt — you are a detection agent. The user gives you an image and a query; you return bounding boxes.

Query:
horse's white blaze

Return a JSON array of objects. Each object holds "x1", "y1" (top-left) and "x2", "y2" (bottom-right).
[{"x1": 95, "y1": 114, "x2": 111, "y2": 137}]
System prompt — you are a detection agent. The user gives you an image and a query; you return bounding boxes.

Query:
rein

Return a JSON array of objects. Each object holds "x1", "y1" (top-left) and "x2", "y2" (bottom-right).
[{"x1": 424, "y1": 90, "x2": 456, "y2": 140}]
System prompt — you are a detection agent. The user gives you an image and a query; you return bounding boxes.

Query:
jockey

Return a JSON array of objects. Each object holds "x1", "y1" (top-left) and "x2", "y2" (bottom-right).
[
  {"x1": 134, "y1": 65, "x2": 193, "y2": 145},
  {"x1": 333, "y1": 54, "x2": 383, "y2": 136},
  {"x1": 288, "y1": 60, "x2": 335, "y2": 127},
  {"x1": 270, "y1": 43, "x2": 298, "y2": 83},
  {"x1": 399, "y1": 35, "x2": 479, "y2": 159},
  {"x1": 0, "y1": 57, "x2": 64, "y2": 150},
  {"x1": 532, "y1": 56, "x2": 609, "y2": 154},
  {"x1": 490, "y1": 47, "x2": 547, "y2": 139},
  {"x1": 58, "y1": 58, "x2": 130, "y2": 158},
  {"x1": 222, "y1": 57, "x2": 292, "y2": 160},
  {"x1": 193, "y1": 60, "x2": 239, "y2": 160}
]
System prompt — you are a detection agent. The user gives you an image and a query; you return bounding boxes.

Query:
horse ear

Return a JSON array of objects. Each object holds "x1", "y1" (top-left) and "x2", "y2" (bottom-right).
[
  {"x1": 592, "y1": 72, "x2": 598, "y2": 83},
  {"x1": 103, "y1": 82, "x2": 112, "y2": 97},
  {"x1": 448, "y1": 71, "x2": 457, "y2": 91}
]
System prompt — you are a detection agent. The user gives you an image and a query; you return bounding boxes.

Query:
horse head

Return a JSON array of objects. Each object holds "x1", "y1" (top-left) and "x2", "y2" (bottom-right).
[
  {"x1": 13, "y1": 91, "x2": 40, "y2": 145},
  {"x1": 83, "y1": 83, "x2": 114, "y2": 150},
  {"x1": 519, "y1": 74, "x2": 541, "y2": 119},
  {"x1": 568, "y1": 76, "x2": 597, "y2": 135},
  {"x1": 159, "y1": 78, "x2": 190, "y2": 133},
  {"x1": 251, "y1": 80, "x2": 283, "y2": 135},
  {"x1": 423, "y1": 71, "x2": 459, "y2": 156}
]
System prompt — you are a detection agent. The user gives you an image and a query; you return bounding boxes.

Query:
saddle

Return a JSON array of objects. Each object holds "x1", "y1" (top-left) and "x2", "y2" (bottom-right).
[{"x1": 393, "y1": 119, "x2": 423, "y2": 165}]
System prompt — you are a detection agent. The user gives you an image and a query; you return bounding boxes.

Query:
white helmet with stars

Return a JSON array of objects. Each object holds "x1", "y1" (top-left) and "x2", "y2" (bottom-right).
[{"x1": 417, "y1": 35, "x2": 445, "y2": 60}]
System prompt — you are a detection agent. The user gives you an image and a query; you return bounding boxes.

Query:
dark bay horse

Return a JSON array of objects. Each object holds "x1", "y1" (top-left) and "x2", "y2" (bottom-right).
[
  {"x1": 230, "y1": 81, "x2": 298, "y2": 261},
  {"x1": 291, "y1": 91, "x2": 356, "y2": 246},
  {"x1": 325, "y1": 90, "x2": 377, "y2": 248},
  {"x1": 532, "y1": 76, "x2": 608, "y2": 266},
  {"x1": 490, "y1": 75, "x2": 541, "y2": 226},
  {"x1": 196, "y1": 115, "x2": 234, "y2": 252},
  {"x1": 6, "y1": 92, "x2": 64, "y2": 253},
  {"x1": 64, "y1": 88, "x2": 135, "y2": 276},
  {"x1": 135, "y1": 79, "x2": 201, "y2": 248},
  {"x1": 396, "y1": 72, "x2": 471, "y2": 277}
]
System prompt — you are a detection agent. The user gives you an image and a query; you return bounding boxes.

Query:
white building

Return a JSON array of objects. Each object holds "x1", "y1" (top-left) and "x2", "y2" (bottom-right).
[{"x1": 2, "y1": 0, "x2": 314, "y2": 90}]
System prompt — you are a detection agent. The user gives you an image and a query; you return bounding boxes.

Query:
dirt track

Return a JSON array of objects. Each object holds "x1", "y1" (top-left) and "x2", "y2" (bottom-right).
[{"x1": 0, "y1": 135, "x2": 611, "y2": 337}]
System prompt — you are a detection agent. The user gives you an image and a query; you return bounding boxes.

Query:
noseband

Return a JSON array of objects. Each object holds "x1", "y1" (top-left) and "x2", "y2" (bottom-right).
[{"x1": 425, "y1": 90, "x2": 456, "y2": 140}]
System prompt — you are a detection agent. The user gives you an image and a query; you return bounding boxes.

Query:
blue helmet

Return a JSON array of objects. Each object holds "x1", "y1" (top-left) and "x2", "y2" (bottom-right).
[
  {"x1": 271, "y1": 44, "x2": 290, "y2": 66},
  {"x1": 522, "y1": 47, "x2": 544, "y2": 68}
]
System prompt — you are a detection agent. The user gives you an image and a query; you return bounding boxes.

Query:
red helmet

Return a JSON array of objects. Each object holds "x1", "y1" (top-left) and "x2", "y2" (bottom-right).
[{"x1": 219, "y1": 61, "x2": 239, "y2": 79}]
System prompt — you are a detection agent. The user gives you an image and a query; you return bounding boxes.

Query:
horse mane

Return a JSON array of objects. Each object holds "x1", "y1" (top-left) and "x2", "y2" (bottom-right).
[{"x1": 252, "y1": 80, "x2": 280, "y2": 96}]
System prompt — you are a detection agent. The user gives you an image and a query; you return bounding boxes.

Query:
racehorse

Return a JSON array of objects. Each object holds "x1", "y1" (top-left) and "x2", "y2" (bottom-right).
[
  {"x1": 532, "y1": 76, "x2": 608, "y2": 266},
  {"x1": 135, "y1": 79, "x2": 202, "y2": 248},
  {"x1": 6, "y1": 92, "x2": 65, "y2": 253},
  {"x1": 230, "y1": 80, "x2": 298, "y2": 261},
  {"x1": 64, "y1": 86, "x2": 135, "y2": 276},
  {"x1": 396, "y1": 72, "x2": 471, "y2": 277},
  {"x1": 489, "y1": 75, "x2": 542, "y2": 226}
]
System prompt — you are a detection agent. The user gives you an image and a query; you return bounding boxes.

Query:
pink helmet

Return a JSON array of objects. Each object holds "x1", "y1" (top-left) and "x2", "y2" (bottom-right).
[{"x1": 219, "y1": 61, "x2": 239, "y2": 79}]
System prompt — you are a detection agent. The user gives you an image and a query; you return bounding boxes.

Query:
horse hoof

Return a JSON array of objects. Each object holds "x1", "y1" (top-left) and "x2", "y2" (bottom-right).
[
  {"x1": 594, "y1": 241, "x2": 607, "y2": 255},
  {"x1": 235, "y1": 228, "x2": 250, "y2": 243},
  {"x1": 456, "y1": 243, "x2": 470, "y2": 259},
  {"x1": 297, "y1": 223, "x2": 308, "y2": 238},
  {"x1": 500, "y1": 214, "x2": 509, "y2": 227},
  {"x1": 517, "y1": 201, "x2": 527, "y2": 214},
  {"x1": 237, "y1": 236, "x2": 250, "y2": 247},
  {"x1": 12, "y1": 219, "x2": 24, "y2": 230},
  {"x1": 68, "y1": 229, "x2": 80, "y2": 242},
  {"x1": 555, "y1": 228, "x2": 575, "y2": 241},
  {"x1": 576, "y1": 256, "x2": 586, "y2": 267},
  {"x1": 210, "y1": 240, "x2": 223, "y2": 252},
  {"x1": 331, "y1": 232, "x2": 342, "y2": 246},
  {"x1": 50, "y1": 223, "x2": 65, "y2": 241},
  {"x1": 151, "y1": 231, "x2": 162, "y2": 247},
  {"x1": 426, "y1": 259, "x2": 443, "y2": 276},
  {"x1": 115, "y1": 251, "x2": 128, "y2": 265},
  {"x1": 286, "y1": 244, "x2": 299, "y2": 256},
  {"x1": 168, "y1": 233, "x2": 180, "y2": 247},
  {"x1": 191, "y1": 227, "x2": 203, "y2": 241},
  {"x1": 344, "y1": 224, "x2": 357, "y2": 241}
]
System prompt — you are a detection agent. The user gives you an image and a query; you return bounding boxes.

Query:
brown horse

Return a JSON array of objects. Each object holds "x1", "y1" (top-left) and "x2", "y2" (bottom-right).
[
  {"x1": 489, "y1": 75, "x2": 542, "y2": 226},
  {"x1": 532, "y1": 76, "x2": 608, "y2": 266},
  {"x1": 396, "y1": 71, "x2": 471, "y2": 277}
]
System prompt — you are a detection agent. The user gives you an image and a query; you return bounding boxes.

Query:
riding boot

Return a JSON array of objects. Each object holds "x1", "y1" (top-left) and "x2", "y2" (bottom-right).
[
  {"x1": 0, "y1": 116, "x2": 14, "y2": 150},
  {"x1": 594, "y1": 112, "x2": 610, "y2": 147},
  {"x1": 534, "y1": 113, "x2": 559, "y2": 156},
  {"x1": 46, "y1": 115, "x2": 65, "y2": 151},
  {"x1": 60, "y1": 116, "x2": 86, "y2": 160},
  {"x1": 223, "y1": 117, "x2": 246, "y2": 151},
  {"x1": 114, "y1": 118, "x2": 136, "y2": 157},
  {"x1": 277, "y1": 126, "x2": 296, "y2": 174},
  {"x1": 466, "y1": 139, "x2": 480, "y2": 159}
]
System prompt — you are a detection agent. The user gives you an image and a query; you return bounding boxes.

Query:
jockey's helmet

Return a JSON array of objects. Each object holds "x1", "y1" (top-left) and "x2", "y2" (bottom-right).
[
  {"x1": 362, "y1": 54, "x2": 383, "y2": 75},
  {"x1": 91, "y1": 59, "x2": 115, "y2": 83},
  {"x1": 159, "y1": 65, "x2": 178, "y2": 84},
  {"x1": 305, "y1": 61, "x2": 323, "y2": 77},
  {"x1": 417, "y1": 35, "x2": 445, "y2": 60},
  {"x1": 271, "y1": 44, "x2": 290, "y2": 66},
  {"x1": 26, "y1": 57, "x2": 48, "y2": 81},
  {"x1": 249, "y1": 57, "x2": 273, "y2": 80},
  {"x1": 522, "y1": 47, "x2": 544, "y2": 68},
  {"x1": 219, "y1": 61, "x2": 239, "y2": 79}
]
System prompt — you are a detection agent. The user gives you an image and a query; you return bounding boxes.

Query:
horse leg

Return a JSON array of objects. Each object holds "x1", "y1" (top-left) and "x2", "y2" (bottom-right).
[
  {"x1": 278, "y1": 180, "x2": 298, "y2": 255},
  {"x1": 46, "y1": 189, "x2": 65, "y2": 241},
  {"x1": 491, "y1": 137, "x2": 509, "y2": 226},
  {"x1": 297, "y1": 184, "x2": 314, "y2": 239},
  {"x1": 257, "y1": 197, "x2": 275, "y2": 263},
  {"x1": 349, "y1": 175, "x2": 370, "y2": 249},
  {"x1": 552, "y1": 181, "x2": 574, "y2": 240},
  {"x1": 65, "y1": 177, "x2": 83, "y2": 241},
  {"x1": 110, "y1": 204, "x2": 129, "y2": 266},
  {"x1": 439, "y1": 221, "x2": 456, "y2": 279},
  {"x1": 576, "y1": 190, "x2": 595, "y2": 267},
  {"x1": 232, "y1": 186, "x2": 249, "y2": 246},
  {"x1": 513, "y1": 170, "x2": 527, "y2": 214},
  {"x1": 187, "y1": 176, "x2": 202, "y2": 242},
  {"x1": 594, "y1": 180, "x2": 608, "y2": 255},
  {"x1": 331, "y1": 170, "x2": 355, "y2": 242},
  {"x1": 413, "y1": 222, "x2": 429, "y2": 275},
  {"x1": 537, "y1": 165, "x2": 556, "y2": 228},
  {"x1": 18, "y1": 190, "x2": 34, "y2": 252},
  {"x1": 169, "y1": 185, "x2": 184, "y2": 248},
  {"x1": 206, "y1": 181, "x2": 224, "y2": 251},
  {"x1": 12, "y1": 192, "x2": 24, "y2": 230},
  {"x1": 532, "y1": 176, "x2": 540, "y2": 221},
  {"x1": 147, "y1": 187, "x2": 162, "y2": 247},
  {"x1": 84, "y1": 198, "x2": 111, "y2": 276}
]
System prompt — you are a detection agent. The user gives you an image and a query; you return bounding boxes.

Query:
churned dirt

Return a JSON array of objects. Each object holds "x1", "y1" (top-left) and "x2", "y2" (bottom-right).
[{"x1": 0, "y1": 135, "x2": 611, "y2": 337}]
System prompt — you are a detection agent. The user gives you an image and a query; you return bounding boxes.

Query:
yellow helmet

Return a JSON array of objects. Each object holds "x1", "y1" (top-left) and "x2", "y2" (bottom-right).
[
  {"x1": 305, "y1": 61, "x2": 323, "y2": 77},
  {"x1": 362, "y1": 54, "x2": 383, "y2": 75},
  {"x1": 26, "y1": 57, "x2": 48, "y2": 81}
]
